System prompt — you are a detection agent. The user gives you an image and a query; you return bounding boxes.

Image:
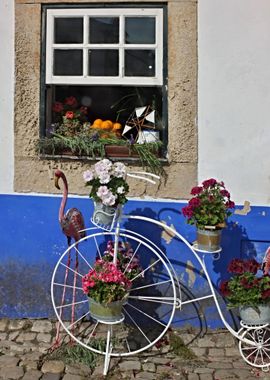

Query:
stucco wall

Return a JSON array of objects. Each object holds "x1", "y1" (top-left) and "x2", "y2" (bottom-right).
[
  {"x1": 198, "y1": 0, "x2": 270, "y2": 205},
  {"x1": 14, "y1": 0, "x2": 197, "y2": 198}
]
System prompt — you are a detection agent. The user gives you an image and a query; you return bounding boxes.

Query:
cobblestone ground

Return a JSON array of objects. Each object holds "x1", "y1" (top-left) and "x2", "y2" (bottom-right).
[{"x1": 0, "y1": 319, "x2": 270, "y2": 379}]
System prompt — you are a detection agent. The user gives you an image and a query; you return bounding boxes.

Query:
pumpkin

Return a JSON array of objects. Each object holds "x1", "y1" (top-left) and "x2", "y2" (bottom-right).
[
  {"x1": 92, "y1": 119, "x2": 103, "y2": 128},
  {"x1": 101, "y1": 120, "x2": 113, "y2": 130},
  {"x1": 112, "y1": 122, "x2": 122, "y2": 130}
]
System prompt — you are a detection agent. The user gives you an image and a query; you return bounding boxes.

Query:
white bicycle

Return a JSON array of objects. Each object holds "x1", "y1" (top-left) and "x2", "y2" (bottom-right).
[{"x1": 51, "y1": 173, "x2": 270, "y2": 375}]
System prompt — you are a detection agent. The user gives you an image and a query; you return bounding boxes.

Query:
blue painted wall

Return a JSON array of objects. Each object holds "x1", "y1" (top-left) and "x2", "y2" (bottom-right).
[{"x1": 1, "y1": 194, "x2": 270, "y2": 331}]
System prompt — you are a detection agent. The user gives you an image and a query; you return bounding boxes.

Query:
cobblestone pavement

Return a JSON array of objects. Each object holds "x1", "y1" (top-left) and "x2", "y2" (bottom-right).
[{"x1": 0, "y1": 319, "x2": 270, "y2": 380}]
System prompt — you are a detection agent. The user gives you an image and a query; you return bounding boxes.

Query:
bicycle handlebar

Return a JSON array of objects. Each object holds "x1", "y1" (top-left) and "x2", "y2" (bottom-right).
[{"x1": 127, "y1": 171, "x2": 160, "y2": 185}]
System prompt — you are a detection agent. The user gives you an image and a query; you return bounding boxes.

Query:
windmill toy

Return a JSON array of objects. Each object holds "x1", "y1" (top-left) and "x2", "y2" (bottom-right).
[{"x1": 122, "y1": 105, "x2": 160, "y2": 144}]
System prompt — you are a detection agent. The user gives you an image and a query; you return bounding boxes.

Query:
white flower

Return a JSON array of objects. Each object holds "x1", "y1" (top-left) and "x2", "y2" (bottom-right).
[
  {"x1": 113, "y1": 162, "x2": 126, "y2": 178},
  {"x1": 83, "y1": 170, "x2": 94, "y2": 182},
  {"x1": 117, "y1": 186, "x2": 125, "y2": 194},
  {"x1": 98, "y1": 172, "x2": 111, "y2": 184},
  {"x1": 102, "y1": 193, "x2": 116, "y2": 206},
  {"x1": 95, "y1": 159, "x2": 112, "y2": 176},
  {"x1": 97, "y1": 186, "x2": 109, "y2": 198}
]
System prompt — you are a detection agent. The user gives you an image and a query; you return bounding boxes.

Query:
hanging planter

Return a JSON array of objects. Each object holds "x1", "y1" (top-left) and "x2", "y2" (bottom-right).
[
  {"x1": 239, "y1": 304, "x2": 270, "y2": 325},
  {"x1": 196, "y1": 227, "x2": 222, "y2": 252},
  {"x1": 82, "y1": 260, "x2": 132, "y2": 323},
  {"x1": 88, "y1": 296, "x2": 127, "y2": 323},
  {"x1": 92, "y1": 202, "x2": 119, "y2": 227},
  {"x1": 182, "y1": 178, "x2": 235, "y2": 253}
]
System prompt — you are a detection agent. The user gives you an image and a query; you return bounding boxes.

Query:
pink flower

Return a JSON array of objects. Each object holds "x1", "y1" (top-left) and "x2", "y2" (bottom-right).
[
  {"x1": 97, "y1": 186, "x2": 109, "y2": 198},
  {"x1": 83, "y1": 170, "x2": 94, "y2": 182},
  {"x1": 102, "y1": 193, "x2": 116, "y2": 206}
]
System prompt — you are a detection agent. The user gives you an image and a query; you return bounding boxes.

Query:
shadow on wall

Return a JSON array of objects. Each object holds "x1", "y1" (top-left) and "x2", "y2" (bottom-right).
[{"x1": 0, "y1": 195, "x2": 270, "y2": 327}]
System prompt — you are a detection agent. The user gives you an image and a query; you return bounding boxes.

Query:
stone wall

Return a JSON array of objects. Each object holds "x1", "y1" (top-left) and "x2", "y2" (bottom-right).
[{"x1": 14, "y1": 0, "x2": 197, "y2": 198}]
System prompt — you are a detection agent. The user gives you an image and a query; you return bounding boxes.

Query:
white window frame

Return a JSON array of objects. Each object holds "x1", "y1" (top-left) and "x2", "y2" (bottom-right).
[{"x1": 46, "y1": 8, "x2": 163, "y2": 86}]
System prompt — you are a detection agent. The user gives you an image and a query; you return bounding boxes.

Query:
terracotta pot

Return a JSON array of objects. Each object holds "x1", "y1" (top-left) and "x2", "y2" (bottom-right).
[
  {"x1": 105, "y1": 145, "x2": 138, "y2": 157},
  {"x1": 196, "y1": 228, "x2": 222, "y2": 252}
]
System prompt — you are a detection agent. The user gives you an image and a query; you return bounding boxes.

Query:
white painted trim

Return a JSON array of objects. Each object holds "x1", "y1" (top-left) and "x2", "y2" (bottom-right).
[
  {"x1": 0, "y1": 0, "x2": 14, "y2": 193},
  {"x1": 46, "y1": 8, "x2": 163, "y2": 86}
]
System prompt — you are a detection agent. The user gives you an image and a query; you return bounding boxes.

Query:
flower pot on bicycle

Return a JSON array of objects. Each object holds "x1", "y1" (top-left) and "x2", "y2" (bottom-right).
[
  {"x1": 239, "y1": 304, "x2": 270, "y2": 325},
  {"x1": 92, "y1": 202, "x2": 119, "y2": 226},
  {"x1": 88, "y1": 296, "x2": 127, "y2": 323},
  {"x1": 196, "y1": 227, "x2": 222, "y2": 252}
]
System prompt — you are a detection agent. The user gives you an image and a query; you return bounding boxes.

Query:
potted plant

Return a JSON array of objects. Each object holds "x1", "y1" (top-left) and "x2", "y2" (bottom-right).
[
  {"x1": 83, "y1": 159, "x2": 129, "y2": 227},
  {"x1": 82, "y1": 259, "x2": 132, "y2": 322},
  {"x1": 182, "y1": 178, "x2": 235, "y2": 252},
  {"x1": 220, "y1": 258, "x2": 270, "y2": 324}
]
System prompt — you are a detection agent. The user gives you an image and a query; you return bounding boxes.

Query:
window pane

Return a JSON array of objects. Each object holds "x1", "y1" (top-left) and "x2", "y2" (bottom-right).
[
  {"x1": 125, "y1": 17, "x2": 155, "y2": 44},
  {"x1": 88, "y1": 50, "x2": 119, "y2": 76},
  {"x1": 89, "y1": 17, "x2": 119, "y2": 44},
  {"x1": 125, "y1": 50, "x2": 155, "y2": 77},
  {"x1": 54, "y1": 50, "x2": 83, "y2": 76},
  {"x1": 54, "y1": 18, "x2": 83, "y2": 44}
]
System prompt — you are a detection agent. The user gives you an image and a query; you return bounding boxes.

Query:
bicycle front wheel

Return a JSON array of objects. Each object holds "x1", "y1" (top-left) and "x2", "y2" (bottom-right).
[{"x1": 51, "y1": 229, "x2": 177, "y2": 357}]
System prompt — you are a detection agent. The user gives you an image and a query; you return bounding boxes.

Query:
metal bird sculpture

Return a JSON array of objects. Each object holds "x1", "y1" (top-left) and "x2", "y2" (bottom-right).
[
  {"x1": 54, "y1": 169, "x2": 86, "y2": 245},
  {"x1": 53, "y1": 169, "x2": 86, "y2": 348}
]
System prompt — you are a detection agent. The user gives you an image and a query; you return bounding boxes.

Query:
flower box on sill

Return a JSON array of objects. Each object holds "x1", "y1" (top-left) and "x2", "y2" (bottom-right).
[{"x1": 105, "y1": 145, "x2": 139, "y2": 157}]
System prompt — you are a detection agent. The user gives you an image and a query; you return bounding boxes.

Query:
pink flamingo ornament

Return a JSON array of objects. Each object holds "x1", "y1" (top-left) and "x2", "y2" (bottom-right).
[
  {"x1": 53, "y1": 169, "x2": 86, "y2": 348},
  {"x1": 262, "y1": 246, "x2": 270, "y2": 275}
]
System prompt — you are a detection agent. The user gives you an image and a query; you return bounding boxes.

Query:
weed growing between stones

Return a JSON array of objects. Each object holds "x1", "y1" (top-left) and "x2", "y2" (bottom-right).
[
  {"x1": 169, "y1": 332, "x2": 196, "y2": 359},
  {"x1": 44, "y1": 338, "x2": 106, "y2": 369}
]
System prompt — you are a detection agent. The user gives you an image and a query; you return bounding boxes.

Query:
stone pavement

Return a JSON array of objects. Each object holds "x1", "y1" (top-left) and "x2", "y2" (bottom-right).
[{"x1": 0, "y1": 319, "x2": 270, "y2": 380}]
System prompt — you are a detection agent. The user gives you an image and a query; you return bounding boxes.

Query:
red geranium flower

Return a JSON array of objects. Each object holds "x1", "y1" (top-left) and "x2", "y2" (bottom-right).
[
  {"x1": 261, "y1": 289, "x2": 270, "y2": 299},
  {"x1": 202, "y1": 178, "x2": 217, "y2": 188},
  {"x1": 245, "y1": 259, "x2": 260, "y2": 275},
  {"x1": 65, "y1": 111, "x2": 74, "y2": 119},
  {"x1": 220, "y1": 280, "x2": 231, "y2": 297},
  {"x1": 64, "y1": 96, "x2": 78, "y2": 108},
  {"x1": 228, "y1": 258, "x2": 245, "y2": 275},
  {"x1": 182, "y1": 205, "x2": 194, "y2": 218},
  {"x1": 52, "y1": 101, "x2": 64, "y2": 113},
  {"x1": 189, "y1": 198, "x2": 201, "y2": 208},
  {"x1": 80, "y1": 106, "x2": 88, "y2": 115},
  {"x1": 225, "y1": 200, "x2": 235, "y2": 209},
  {"x1": 220, "y1": 189, "x2": 230, "y2": 198},
  {"x1": 190, "y1": 186, "x2": 203, "y2": 196}
]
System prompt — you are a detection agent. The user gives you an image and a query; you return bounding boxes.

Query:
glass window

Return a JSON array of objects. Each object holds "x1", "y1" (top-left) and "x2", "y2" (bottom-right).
[
  {"x1": 88, "y1": 50, "x2": 119, "y2": 76},
  {"x1": 43, "y1": 6, "x2": 167, "y2": 160},
  {"x1": 46, "y1": 8, "x2": 163, "y2": 85},
  {"x1": 54, "y1": 50, "x2": 83, "y2": 76},
  {"x1": 125, "y1": 50, "x2": 155, "y2": 77},
  {"x1": 89, "y1": 17, "x2": 119, "y2": 44},
  {"x1": 54, "y1": 18, "x2": 83, "y2": 44},
  {"x1": 125, "y1": 17, "x2": 155, "y2": 44}
]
